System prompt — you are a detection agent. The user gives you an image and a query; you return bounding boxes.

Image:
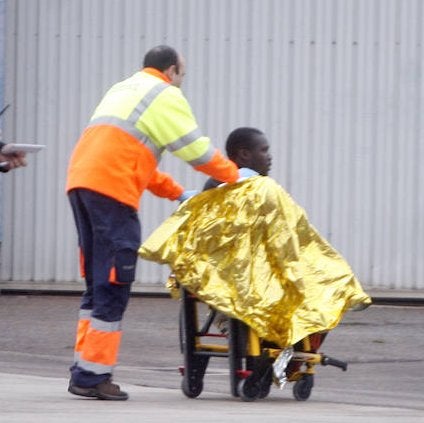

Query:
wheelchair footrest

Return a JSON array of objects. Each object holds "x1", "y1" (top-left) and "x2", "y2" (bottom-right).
[{"x1": 321, "y1": 355, "x2": 348, "y2": 371}]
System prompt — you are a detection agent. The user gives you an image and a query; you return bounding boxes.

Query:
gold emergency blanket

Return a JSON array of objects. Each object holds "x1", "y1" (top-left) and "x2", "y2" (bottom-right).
[{"x1": 139, "y1": 177, "x2": 371, "y2": 348}]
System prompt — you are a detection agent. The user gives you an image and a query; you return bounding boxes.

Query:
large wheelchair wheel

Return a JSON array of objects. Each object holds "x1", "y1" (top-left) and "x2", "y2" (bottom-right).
[
  {"x1": 293, "y1": 374, "x2": 314, "y2": 401},
  {"x1": 229, "y1": 319, "x2": 248, "y2": 397},
  {"x1": 181, "y1": 376, "x2": 203, "y2": 398},
  {"x1": 179, "y1": 288, "x2": 209, "y2": 399},
  {"x1": 258, "y1": 366, "x2": 273, "y2": 399}
]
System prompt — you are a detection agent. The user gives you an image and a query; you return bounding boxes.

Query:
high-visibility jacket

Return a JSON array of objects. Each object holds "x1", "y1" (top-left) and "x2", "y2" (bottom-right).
[{"x1": 67, "y1": 68, "x2": 239, "y2": 209}]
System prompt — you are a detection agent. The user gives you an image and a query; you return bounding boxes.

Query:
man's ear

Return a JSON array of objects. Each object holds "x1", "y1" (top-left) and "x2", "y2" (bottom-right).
[
  {"x1": 236, "y1": 148, "x2": 252, "y2": 168},
  {"x1": 163, "y1": 65, "x2": 177, "y2": 80},
  {"x1": 239, "y1": 148, "x2": 252, "y2": 160}
]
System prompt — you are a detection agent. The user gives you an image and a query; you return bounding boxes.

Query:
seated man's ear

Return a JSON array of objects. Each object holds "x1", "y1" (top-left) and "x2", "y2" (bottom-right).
[{"x1": 239, "y1": 148, "x2": 252, "y2": 161}]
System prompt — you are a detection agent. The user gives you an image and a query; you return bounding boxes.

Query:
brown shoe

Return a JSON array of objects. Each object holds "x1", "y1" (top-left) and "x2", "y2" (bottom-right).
[
  {"x1": 68, "y1": 382, "x2": 97, "y2": 398},
  {"x1": 68, "y1": 380, "x2": 129, "y2": 401}
]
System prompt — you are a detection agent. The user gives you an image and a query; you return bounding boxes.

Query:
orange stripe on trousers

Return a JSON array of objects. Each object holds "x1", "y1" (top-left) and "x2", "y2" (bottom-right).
[
  {"x1": 80, "y1": 326, "x2": 122, "y2": 366},
  {"x1": 74, "y1": 318, "x2": 90, "y2": 354}
]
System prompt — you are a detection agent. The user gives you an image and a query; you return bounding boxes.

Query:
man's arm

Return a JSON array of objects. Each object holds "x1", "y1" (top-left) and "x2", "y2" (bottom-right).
[
  {"x1": 146, "y1": 168, "x2": 184, "y2": 200},
  {"x1": 203, "y1": 177, "x2": 221, "y2": 191},
  {"x1": 147, "y1": 87, "x2": 239, "y2": 184}
]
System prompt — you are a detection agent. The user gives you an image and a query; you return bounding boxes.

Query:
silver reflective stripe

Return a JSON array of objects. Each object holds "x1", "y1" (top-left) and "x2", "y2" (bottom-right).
[
  {"x1": 165, "y1": 127, "x2": 203, "y2": 152},
  {"x1": 89, "y1": 116, "x2": 145, "y2": 140},
  {"x1": 126, "y1": 82, "x2": 169, "y2": 124},
  {"x1": 90, "y1": 317, "x2": 122, "y2": 332},
  {"x1": 87, "y1": 82, "x2": 169, "y2": 161},
  {"x1": 77, "y1": 358, "x2": 114, "y2": 374},
  {"x1": 79, "y1": 309, "x2": 92, "y2": 319},
  {"x1": 188, "y1": 144, "x2": 215, "y2": 166},
  {"x1": 145, "y1": 136, "x2": 165, "y2": 158},
  {"x1": 74, "y1": 351, "x2": 80, "y2": 362},
  {"x1": 88, "y1": 116, "x2": 163, "y2": 161}
]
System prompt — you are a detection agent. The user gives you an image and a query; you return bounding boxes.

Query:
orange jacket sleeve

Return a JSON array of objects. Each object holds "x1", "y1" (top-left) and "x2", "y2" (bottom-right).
[
  {"x1": 194, "y1": 149, "x2": 239, "y2": 183},
  {"x1": 147, "y1": 169, "x2": 184, "y2": 200}
]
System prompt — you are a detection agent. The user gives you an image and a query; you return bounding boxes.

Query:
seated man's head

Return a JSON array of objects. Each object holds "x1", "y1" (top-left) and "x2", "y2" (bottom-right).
[{"x1": 225, "y1": 127, "x2": 272, "y2": 176}]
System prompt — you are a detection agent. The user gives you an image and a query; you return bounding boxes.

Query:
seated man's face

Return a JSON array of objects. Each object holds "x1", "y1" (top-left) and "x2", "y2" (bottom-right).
[{"x1": 247, "y1": 135, "x2": 272, "y2": 176}]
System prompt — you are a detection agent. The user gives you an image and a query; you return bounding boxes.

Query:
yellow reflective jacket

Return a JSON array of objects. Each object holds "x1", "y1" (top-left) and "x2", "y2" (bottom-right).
[{"x1": 67, "y1": 68, "x2": 238, "y2": 209}]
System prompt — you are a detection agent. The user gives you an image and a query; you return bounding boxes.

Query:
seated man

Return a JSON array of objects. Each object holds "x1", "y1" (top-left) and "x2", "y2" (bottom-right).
[
  {"x1": 203, "y1": 127, "x2": 273, "y2": 333},
  {"x1": 139, "y1": 128, "x2": 371, "y2": 349}
]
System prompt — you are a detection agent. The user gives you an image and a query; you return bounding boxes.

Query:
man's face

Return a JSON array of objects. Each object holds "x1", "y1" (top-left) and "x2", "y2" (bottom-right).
[
  {"x1": 246, "y1": 135, "x2": 272, "y2": 176},
  {"x1": 169, "y1": 56, "x2": 186, "y2": 87}
]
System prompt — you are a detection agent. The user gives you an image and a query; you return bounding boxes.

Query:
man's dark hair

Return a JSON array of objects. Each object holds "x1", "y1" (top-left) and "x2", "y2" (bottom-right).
[
  {"x1": 143, "y1": 45, "x2": 179, "y2": 72},
  {"x1": 225, "y1": 127, "x2": 264, "y2": 160}
]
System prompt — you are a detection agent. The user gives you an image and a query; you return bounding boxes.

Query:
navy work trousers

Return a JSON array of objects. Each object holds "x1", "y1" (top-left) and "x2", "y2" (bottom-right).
[{"x1": 68, "y1": 188, "x2": 141, "y2": 386}]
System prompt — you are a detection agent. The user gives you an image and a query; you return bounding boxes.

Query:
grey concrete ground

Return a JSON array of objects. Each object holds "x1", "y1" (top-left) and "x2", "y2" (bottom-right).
[{"x1": 0, "y1": 294, "x2": 423, "y2": 422}]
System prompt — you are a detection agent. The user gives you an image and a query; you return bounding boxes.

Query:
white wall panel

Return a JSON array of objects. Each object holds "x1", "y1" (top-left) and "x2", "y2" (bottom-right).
[{"x1": 1, "y1": 0, "x2": 423, "y2": 290}]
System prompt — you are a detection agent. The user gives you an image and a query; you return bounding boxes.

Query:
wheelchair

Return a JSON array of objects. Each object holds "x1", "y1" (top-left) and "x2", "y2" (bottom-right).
[{"x1": 178, "y1": 287, "x2": 348, "y2": 402}]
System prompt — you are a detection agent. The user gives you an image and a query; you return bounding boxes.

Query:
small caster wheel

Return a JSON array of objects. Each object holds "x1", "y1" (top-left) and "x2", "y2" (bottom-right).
[
  {"x1": 238, "y1": 378, "x2": 260, "y2": 402},
  {"x1": 293, "y1": 374, "x2": 314, "y2": 401},
  {"x1": 181, "y1": 377, "x2": 203, "y2": 398}
]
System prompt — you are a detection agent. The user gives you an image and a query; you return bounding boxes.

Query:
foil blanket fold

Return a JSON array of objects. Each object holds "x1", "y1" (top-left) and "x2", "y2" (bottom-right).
[{"x1": 139, "y1": 177, "x2": 371, "y2": 348}]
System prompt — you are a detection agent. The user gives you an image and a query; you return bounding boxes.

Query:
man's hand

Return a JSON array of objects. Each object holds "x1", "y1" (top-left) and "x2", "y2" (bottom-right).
[{"x1": 0, "y1": 145, "x2": 27, "y2": 171}]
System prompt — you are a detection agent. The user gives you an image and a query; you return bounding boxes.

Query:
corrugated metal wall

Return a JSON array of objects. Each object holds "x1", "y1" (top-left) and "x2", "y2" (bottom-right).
[{"x1": 1, "y1": 0, "x2": 423, "y2": 289}]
